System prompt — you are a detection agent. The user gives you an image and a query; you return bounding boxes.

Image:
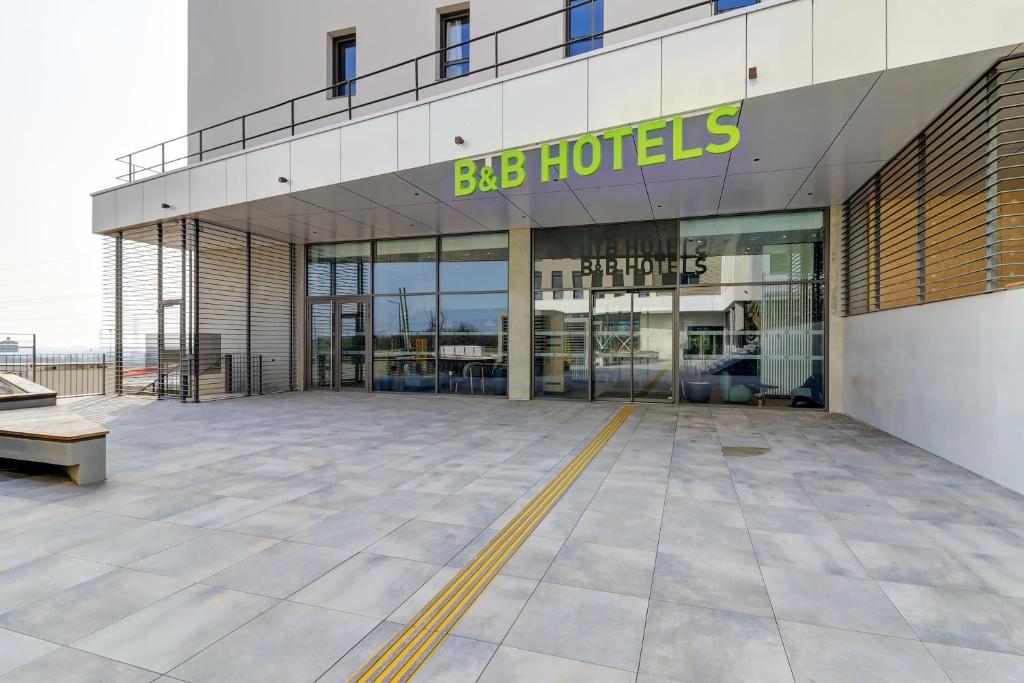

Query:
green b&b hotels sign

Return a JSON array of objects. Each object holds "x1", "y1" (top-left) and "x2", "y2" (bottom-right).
[{"x1": 454, "y1": 105, "x2": 741, "y2": 197}]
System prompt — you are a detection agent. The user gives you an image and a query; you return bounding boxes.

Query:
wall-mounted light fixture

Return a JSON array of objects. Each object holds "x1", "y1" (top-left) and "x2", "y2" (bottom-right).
[
  {"x1": 748, "y1": 66, "x2": 758, "y2": 80},
  {"x1": 278, "y1": 176, "x2": 288, "y2": 183},
  {"x1": 160, "y1": 203, "x2": 171, "y2": 209},
  {"x1": 454, "y1": 136, "x2": 465, "y2": 145}
]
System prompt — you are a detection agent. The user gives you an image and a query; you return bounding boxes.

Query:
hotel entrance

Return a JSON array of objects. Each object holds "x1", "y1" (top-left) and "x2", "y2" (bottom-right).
[
  {"x1": 307, "y1": 297, "x2": 370, "y2": 391},
  {"x1": 592, "y1": 290, "x2": 676, "y2": 403}
]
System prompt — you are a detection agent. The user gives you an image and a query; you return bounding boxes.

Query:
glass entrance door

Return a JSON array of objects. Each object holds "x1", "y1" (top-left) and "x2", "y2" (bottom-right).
[
  {"x1": 308, "y1": 297, "x2": 370, "y2": 391},
  {"x1": 591, "y1": 290, "x2": 675, "y2": 402}
]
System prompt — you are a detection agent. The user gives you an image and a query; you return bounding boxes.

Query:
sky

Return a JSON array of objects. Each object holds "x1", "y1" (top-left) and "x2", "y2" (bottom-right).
[{"x1": 0, "y1": 1, "x2": 186, "y2": 352}]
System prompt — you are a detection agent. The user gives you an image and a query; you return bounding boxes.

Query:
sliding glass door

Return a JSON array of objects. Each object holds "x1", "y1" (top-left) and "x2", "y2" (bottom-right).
[{"x1": 591, "y1": 290, "x2": 675, "y2": 403}]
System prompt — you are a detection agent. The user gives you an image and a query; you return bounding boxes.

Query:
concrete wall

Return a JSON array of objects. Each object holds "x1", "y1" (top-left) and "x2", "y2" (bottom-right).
[{"x1": 843, "y1": 288, "x2": 1024, "y2": 495}]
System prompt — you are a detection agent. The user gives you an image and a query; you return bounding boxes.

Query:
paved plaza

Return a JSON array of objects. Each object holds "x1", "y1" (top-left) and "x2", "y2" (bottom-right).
[{"x1": 1, "y1": 393, "x2": 1024, "y2": 682}]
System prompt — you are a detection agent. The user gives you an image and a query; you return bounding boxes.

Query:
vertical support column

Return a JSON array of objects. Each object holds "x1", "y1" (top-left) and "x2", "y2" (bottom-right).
[
  {"x1": 292, "y1": 243, "x2": 305, "y2": 391},
  {"x1": 192, "y1": 219, "x2": 200, "y2": 403},
  {"x1": 114, "y1": 232, "x2": 124, "y2": 395},
  {"x1": 507, "y1": 227, "x2": 532, "y2": 400},
  {"x1": 157, "y1": 222, "x2": 165, "y2": 399},
  {"x1": 827, "y1": 206, "x2": 845, "y2": 414},
  {"x1": 246, "y1": 232, "x2": 252, "y2": 396},
  {"x1": 180, "y1": 220, "x2": 187, "y2": 402}
]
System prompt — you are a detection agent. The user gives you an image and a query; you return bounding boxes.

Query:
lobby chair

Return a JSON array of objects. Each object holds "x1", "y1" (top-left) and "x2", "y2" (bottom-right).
[
  {"x1": 450, "y1": 362, "x2": 484, "y2": 394},
  {"x1": 791, "y1": 375, "x2": 824, "y2": 407},
  {"x1": 720, "y1": 371, "x2": 753, "y2": 404}
]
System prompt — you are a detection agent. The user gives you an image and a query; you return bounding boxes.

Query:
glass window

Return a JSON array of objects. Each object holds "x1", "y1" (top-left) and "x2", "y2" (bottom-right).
[
  {"x1": 439, "y1": 293, "x2": 508, "y2": 396},
  {"x1": 374, "y1": 237, "x2": 436, "y2": 293},
  {"x1": 566, "y1": 0, "x2": 603, "y2": 57},
  {"x1": 534, "y1": 221, "x2": 678, "y2": 290},
  {"x1": 333, "y1": 35, "x2": 357, "y2": 97},
  {"x1": 307, "y1": 242, "x2": 370, "y2": 296},
  {"x1": 680, "y1": 212, "x2": 825, "y2": 286},
  {"x1": 441, "y1": 10, "x2": 470, "y2": 79},
  {"x1": 372, "y1": 294, "x2": 436, "y2": 392},
  {"x1": 715, "y1": 0, "x2": 758, "y2": 13},
  {"x1": 440, "y1": 233, "x2": 508, "y2": 291},
  {"x1": 678, "y1": 283, "x2": 825, "y2": 407},
  {"x1": 534, "y1": 291, "x2": 590, "y2": 399}
]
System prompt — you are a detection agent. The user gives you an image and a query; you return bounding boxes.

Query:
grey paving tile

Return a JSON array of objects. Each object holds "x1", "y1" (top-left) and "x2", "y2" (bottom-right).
[
  {"x1": 160, "y1": 496, "x2": 275, "y2": 528},
  {"x1": 639, "y1": 600, "x2": 793, "y2": 683},
  {"x1": 762, "y1": 567, "x2": 916, "y2": 638},
  {"x1": 168, "y1": 600, "x2": 377, "y2": 683},
  {"x1": 291, "y1": 552, "x2": 440, "y2": 618},
  {"x1": 543, "y1": 541, "x2": 655, "y2": 598},
  {"x1": 352, "y1": 490, "x2": 448, "y2": 519},
  {"x1": 107, "y1": 491, "x2": 225, "y2": 521},
  {"x1": 2, "y1": 511, "x2": 145, "y2": 553},
  {"x1": 411, "y1": 635, "x2": 497, "y2": 683},
  {"x1": 880, "y1": 581, "x2": 1024, "y2": 654},
  {"x1": 499, "y1": 535, "x2": 562, "y2": 580},
  {"x1": 367, "y1": 520, "x2": 482, "y2": 565},
  {"x1": 780, "y1": 620, "x2": 949, "y2": 682},
  {"x1": 221, "y1": 502, "x2": 341, "y2": 539},
  {"x1": 0, "y1": 568, "x2": 188, "y2": 644},
  {"x1": 742, "y1": 504, "x2": 840, "y2": 537},
  {"x1": 452, "y1": 575, "x2": 538, "y2": 644},
  {"x1": 568, "y1": 508, "x2": 662, "y2": 551},
  {"x1": 925, "y1": 642, "x2": 1024, "y2": 683},
  {"x1": 318, "y1": 621, "x2": 401, "y2": 681},
  {"x1": 74, "y1": 584, "x2": 276, "y2": 673},
  {"x1": 0, "y1": 646, "x2": 158, "y2": 683},
  {"x1": 652, "y1": 552, "x2": 773, "y2": 617},
  {"x1": 531, "y1": 508, "x2": 584, "y2": 541},
  {"x1": 848, "y1": 540, "x2": 987, "y2": 590},
  {"x1": 0, "y1": 628, "x2": 59, "y2": 677},
  {"x1": 0, "y1": 545, "x2": 49, "y2": 573},
  {"x1": 64, "y1": 521, "x2": 201, "y2": 566},
  {"x1": 288, "y1": 511, "x2": 407, "y2": 553},
  {"x1": 750, "y1": 529, "x2": 868, "y2": 578},
  {"x1": 504, "y1": 582, "x2": 647, "y2": 671},
  {"x1": 478, "y1": 645, "x2": 634, "y2": 683},
  {"x1": 417, "y1": 495, "x2": 510, "y2": 528},
  {"x1": 926, "y1": 521, "x2": 1024, "y2": 558},
  {"x1": 955, "y1": 552, "x2": 1024, "y2": 597},
  {"x1": 658, "y1": 525, "x2": 755, "y2": 565},
  {"x1": 0, "y1": 554, "x2": 114, "y2": 614},
  {"x1": 202, "y1": 541, "x2": 350, "y2": 598},
  {"x1": 735, "y1": 483, "x2": 816, "y2": 510},
  {"x1": 129, "y1": 530, "x2": 278, "y2": 582},
  {"x1": 388, "y1": 566, "x2": 460, "y2": 624}
]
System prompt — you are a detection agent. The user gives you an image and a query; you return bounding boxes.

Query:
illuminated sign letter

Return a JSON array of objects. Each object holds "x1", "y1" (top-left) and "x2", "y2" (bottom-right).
[
  {"x1": 501, "y1": 149, "x2": 527, "y2": 190},
  {"x1": 602, "y1": 126, "x2": 632, "y2": 171},
  {"x1": 572, "y1": 134, "x2": 602, "y2": 177},
  {"x1": 636, "y1": 119, "x2": 667, "y2": 167},
  {"x1": 705, "y1": 105, "x2": 741, "y2": 155},
  {"x1": 541, "y1": 139, "x2": 569, "y2": 183},
  {"x1": 454, "y1": 159, "x2": 478, "y2": 197},
  {"x1": 672, "y1": 115, "x2": 703, "y2": 161}
]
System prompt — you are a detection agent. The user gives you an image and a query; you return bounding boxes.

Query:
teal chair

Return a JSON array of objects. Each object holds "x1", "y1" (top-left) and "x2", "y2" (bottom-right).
[{"x1": 720, "y1": 371, "x2": 754, "y2": 404}]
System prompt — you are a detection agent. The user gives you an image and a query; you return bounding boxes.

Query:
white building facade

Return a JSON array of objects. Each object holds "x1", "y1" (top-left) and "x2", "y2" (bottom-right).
[{"x1": 92, "y1": 0, "x2": 1024, "y2": 493}]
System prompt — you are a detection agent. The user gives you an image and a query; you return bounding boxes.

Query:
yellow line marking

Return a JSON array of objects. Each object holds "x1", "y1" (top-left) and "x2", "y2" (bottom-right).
[{"x1": 347, "y1": 405, "x2": 635, "y2": 683}]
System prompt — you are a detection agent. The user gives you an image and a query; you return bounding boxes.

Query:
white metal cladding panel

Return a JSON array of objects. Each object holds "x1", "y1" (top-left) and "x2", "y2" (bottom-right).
[
  {"x1": 115, "y1": 183, "x2": 144, "y2": 227},
  {"x1": 429, "y1": 84, "x2": 502, "y2": 164},
  {"x1": 812, "y1": 0, "x2": 886, "y2": 83},
  {"x1": 502, "y1": 61, "x2": 589, "y2": 149},
  {"x1": 661, "y1": 16, "x2": 746, "y2": 116},
  {"x1": 190, "y1": 160, "x2": 228, "y2": 213},
  {"x1": 587, "y1": 40, "x2": 662, "y2": 130},
  {"x1": 225, "y1": 156, "x2": 246, "y2": 205},
  {"x1": 93, "y1": 191, "x2": 116, "y2": 232},
  {"x1": 245, "y1": 144, "x2": 291, "y2": 201},
  {"x1": 339, "y1": 113, "x2": 398, "y2": 182},
  {"x1": 887, "y1": 0, "x2": 1024, "y2": 69},
  {"x1": 290, "y1": 129, "x2": 341, "y2": 192},
  {"x1": 746, "y1": 0, "x2": 813, "y2": 98},
  {"x1": 142, "y1": 176, "x2": 166, "y2": 223},
  {"x1": 397, "y1": 105, "x2": 430, "y2": 170},
  {"x1": 165, "y1": 171, "x2": 190, "y2": 218}
]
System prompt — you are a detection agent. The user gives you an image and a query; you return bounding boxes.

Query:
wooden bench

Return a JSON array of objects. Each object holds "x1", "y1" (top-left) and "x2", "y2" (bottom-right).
[{"x1": 0, "y1": 406, "x2": 108, "y2": 485}]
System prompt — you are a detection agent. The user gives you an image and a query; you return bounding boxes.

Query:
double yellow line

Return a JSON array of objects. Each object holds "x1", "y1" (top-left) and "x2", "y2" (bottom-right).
[{"x1": 347, "y1": 405, "x2": 635, "y2": 683}]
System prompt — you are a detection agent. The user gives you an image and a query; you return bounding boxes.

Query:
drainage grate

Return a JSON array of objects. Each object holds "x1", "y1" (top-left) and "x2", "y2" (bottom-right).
[{"x1": 722, "y1": 447, "x2": 769, "y2": 457}]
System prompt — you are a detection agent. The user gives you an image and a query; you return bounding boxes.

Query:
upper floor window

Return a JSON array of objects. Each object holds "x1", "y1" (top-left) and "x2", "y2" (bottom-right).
[
  {"x1": 333, "y1": 34, "x2": 357, "y2": 97},
  {"x1": 441, "y1": 9, "x2": 470, "y2": 79},
  {"x1": 565, "y1": 0, "x2": 603, "y2": 57},
  {"x1": 715, "y1": 0, "x2": 759, "y2": 13}
]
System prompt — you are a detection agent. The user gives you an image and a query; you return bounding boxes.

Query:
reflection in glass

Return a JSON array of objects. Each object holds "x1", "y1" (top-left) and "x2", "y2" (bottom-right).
[
  {"x1": 373, "y1": 294, "x2": 436, "y2": 392},
  {"x1": 566, "y1": 0, "x2": 604, "y2": 56},
  {"x1": 592, "y1": 292, "x2": 633, "y2": 400},
  {"x1": 439, "y1": 294, "x2": 508, "y2": 396},
  {"x1": 633, "y1": 291, "x2": 675, "y2": 401},
  {"x1": 533, "y1": 291, "x2": 589, "y2": 399},
  {"x1": 679, "y1": 212, "x2": 824, "y2": 286},
  {"x1": 440, "y1": 233, "x2": 509, "y2": 292},
  {"x1": 338, "y1": 301, "x2": 367, "y2": 389},
  {"x1": 374, "y1": 237, "x2": 436, "y2": 293},
  {"x1": 310, "y1": 303, "x2": 333, "y2": 388},
  {"x1": 678, "y1": 283, "x2": 824, "y2": 407},
  {"x1": 307, "y1": 242, "x2": 370, "y2": 296}
]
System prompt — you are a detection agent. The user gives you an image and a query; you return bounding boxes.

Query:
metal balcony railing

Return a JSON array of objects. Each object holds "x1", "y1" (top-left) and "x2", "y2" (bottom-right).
[{"x1": 116, "y1": 0, "x2": 737, "y2": 183}]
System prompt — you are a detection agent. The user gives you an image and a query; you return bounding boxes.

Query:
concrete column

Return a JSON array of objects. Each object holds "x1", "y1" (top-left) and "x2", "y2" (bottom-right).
[
  {"x1": 827, "y1": 206, "x2": 845, "y2": 413},
  {"x1": 293, "y1": 243, "x2": 307, "y2": 391},
  {"x1": 507, "y1": 227, "x2": 532, "y2": 400}
]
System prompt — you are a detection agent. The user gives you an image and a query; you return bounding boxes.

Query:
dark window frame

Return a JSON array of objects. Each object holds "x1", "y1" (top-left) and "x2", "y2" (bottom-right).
[
  {"x1": 714, "y1": 0, "x2": 759, "y2": 14},
  {"x1": 564, "y1": 0, "x2": 604, "y2": 58},
  {"x1": 332, "y1": 34, "x2": 357, "y2": 98},
  {"x1": 440, "y1": 9, "x2": 471, "y2": 80}
]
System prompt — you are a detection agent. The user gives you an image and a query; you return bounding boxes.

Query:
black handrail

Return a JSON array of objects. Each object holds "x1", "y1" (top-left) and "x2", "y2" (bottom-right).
[{"x1": 116, "y1": 0, "x2": 729, "y2": 183}]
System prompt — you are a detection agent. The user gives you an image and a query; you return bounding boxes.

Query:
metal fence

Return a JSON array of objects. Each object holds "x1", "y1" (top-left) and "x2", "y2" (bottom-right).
[
  {"x1": 116, "y1": 0, "x2": 733, "y2": 182},
  {"x1": 0, "y1": 354, "x2": 108, "y2": 398}
]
